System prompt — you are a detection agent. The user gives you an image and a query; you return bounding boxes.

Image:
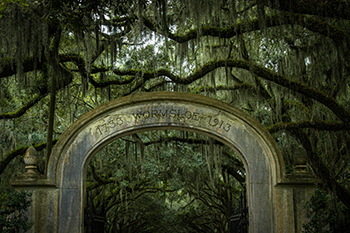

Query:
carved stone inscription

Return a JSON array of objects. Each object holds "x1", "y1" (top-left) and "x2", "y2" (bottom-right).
[
  {"x1": 132, "y1": 108, "x2": 232, "y2": 132},
  {"x1": 96, "y1": 114, "x2": 124, "y2": 135},
  {"x1": 95, "y1": 105, "x2": 232, "y2": 135}
]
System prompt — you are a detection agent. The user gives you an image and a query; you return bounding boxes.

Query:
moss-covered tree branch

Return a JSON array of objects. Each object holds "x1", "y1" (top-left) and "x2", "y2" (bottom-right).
[
  {"x1": 226, "y1": 59, "x2": 350, "y2": 125},
  {"x1": 0, "y1": 56, "x2": 44, "y2": 79},
  {"x1": 0, "y1": 94, "x2": 48, "y2": 120},
  {"x1": 84, "y1": 59, "x2": 350, "y2": 125},
  {"x1": 3, "y1": 58, "x2": 349, "y2": 127},
  {"x1": 0, "y1": 54, "x2": 82, "y2": 79},
  {"x1": 190, "y1": 83, "x2": 255, "y2": 94},
  {"x1": 0, "y1": 64, "x2": 73, "y2": 120},
  {"x1": 103, "y1": 59, "x2": 350, "y2": 124},
  {"x1": 142, "y1": 14, "x2": 291, "y2": 43}
]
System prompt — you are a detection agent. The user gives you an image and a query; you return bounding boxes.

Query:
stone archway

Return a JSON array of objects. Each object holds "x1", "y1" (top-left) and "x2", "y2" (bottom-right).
[{"x1": 12, "y1": 92, "x2": 318, "y2": 233}]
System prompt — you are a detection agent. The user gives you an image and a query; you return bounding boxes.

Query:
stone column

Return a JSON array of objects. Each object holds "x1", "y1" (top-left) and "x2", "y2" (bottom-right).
[
  {"x1": 274, "y1": 147, "x2": 321, "y2": 233},
  {"x1": 11, "y1": 147, "x2": 58, "y2": 233}
]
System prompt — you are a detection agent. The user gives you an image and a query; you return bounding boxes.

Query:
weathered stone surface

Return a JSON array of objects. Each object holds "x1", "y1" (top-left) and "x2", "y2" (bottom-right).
[
  {"x1": 11, "y1": 92, "x2": 317, "y2": 232},
  {"x1": 23, "y1": 146, "x2": 39, "y2": 174},
  {"x1": 275, "y1": 183, "x2": 318, "y2": 233},
  {"x1": 10, "y1": 185, "x2": 58, "y2": 233}
]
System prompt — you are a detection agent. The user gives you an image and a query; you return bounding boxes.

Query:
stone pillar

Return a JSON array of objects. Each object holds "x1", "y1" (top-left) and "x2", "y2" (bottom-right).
[
  {"x1": 274, "y1": 147, "x2": 321, "y2": 233},
  {"x1": 10, "y1": 147, "x2": 58, "y2": 233}
]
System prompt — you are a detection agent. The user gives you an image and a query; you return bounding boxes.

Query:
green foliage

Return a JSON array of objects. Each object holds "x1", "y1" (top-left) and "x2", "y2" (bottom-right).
[
  {"x1": 303, "y1": 186, "x2": 337, "y2": 233},
  {"x1": 0, "y1": 190, "x2": 33, "y2": 233},
  {"x1": 0, "y1": 0, "x2": 29, "y2": 18},
  {"x1": 86, "y1": 130, "x2": 243, "y2": 232},
  {"x1": 1, "y1": 0, "x2": 350, "y2": 231}
]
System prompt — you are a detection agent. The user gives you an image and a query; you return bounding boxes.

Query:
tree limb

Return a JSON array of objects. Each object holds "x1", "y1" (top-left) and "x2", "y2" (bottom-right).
[
  {"x1": 225, "y1": 59, "x2": 350, "y2": 125},
  {"x1": 142, "y1": 14, "x2": 290, "y2": 43},
  {"x1": 190, "y1": 83, "x2": 255, "y2": 94},
  {"x1": 0, "y1": 56, "x2": 44, "y2": 79},
  {"x1": 89, "y1": 59, "x2": 350, "y2": 125},
  {"x1": 2, "y1": 58, "x2": 349, "y2": 127},
  {"x1": 0, "y1": 94, "x2": 48, "y2": 120}
]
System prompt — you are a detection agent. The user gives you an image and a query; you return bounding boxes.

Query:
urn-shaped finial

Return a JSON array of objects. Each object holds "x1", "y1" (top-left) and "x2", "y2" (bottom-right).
[
  {"x1": 23, "y1": 146, "x2": 38, "y2": 174},
  {"x1": 293, "y1": 146, "x2": 308, "y2": 172}
]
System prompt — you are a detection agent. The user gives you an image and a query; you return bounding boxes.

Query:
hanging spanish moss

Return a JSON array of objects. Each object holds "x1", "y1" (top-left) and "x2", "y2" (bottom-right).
[
  {"x1": 1, "y1": 0, "x2": 350, "y2": 231},
  {"x1": 86, "y1": 130, "x2": 244, "y2": 232}
]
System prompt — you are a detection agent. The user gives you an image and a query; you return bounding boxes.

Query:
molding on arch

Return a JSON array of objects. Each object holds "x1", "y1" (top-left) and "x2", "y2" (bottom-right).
[{"x1": 47, "y1": 92, "x2": 285, "y2": 185}]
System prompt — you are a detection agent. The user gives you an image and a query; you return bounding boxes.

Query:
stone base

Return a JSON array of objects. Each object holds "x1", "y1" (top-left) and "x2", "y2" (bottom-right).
[
  {"x1": 11, "y1": 177, "x2": 58, "y2": 233},
  {"x1": 275, "y1": 172, "x2": 321, "y2": 233}
]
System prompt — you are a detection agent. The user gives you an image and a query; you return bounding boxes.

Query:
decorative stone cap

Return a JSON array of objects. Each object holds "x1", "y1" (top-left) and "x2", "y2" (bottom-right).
[
  {"x1": 293, "y1": 146, "x2": 308, "y2": 172},
  {"x1": 11, "y1": 146, "x2": 56, "y2": 187},
  {"x1": 24, "y1": 146, "x2": 38, "y2": 173},
  {"x1": 15, "y1": 146, "x2": 41, "y2": 180}
]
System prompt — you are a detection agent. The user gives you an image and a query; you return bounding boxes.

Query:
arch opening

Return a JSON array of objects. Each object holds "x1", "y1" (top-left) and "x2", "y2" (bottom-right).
[{"x1": 84, "y1": 129, "x2": 247, "y2": 232}]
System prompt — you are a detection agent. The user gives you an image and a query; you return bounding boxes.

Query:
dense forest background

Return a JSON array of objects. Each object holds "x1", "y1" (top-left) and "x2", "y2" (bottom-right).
[{"x1": 1, "y1": 0, "x2": 350, "y2": 232}]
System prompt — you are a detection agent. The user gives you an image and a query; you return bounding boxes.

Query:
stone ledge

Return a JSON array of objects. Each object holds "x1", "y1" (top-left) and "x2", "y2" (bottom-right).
[
  {"x1": 277, "y1": 171, "x2": 322, "y2": 186},
  {"x1": 11, "y1": 175, "x2": 55, "y2": 187}
]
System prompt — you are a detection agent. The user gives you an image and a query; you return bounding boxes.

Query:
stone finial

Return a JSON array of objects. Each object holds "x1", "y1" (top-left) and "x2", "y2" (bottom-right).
[
  {"x1": 293, "y1": 146, "x2": 308, "y2": 172},
  {"x1": 23, "y1": 146, "x2": 39, "y2": 175}
]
